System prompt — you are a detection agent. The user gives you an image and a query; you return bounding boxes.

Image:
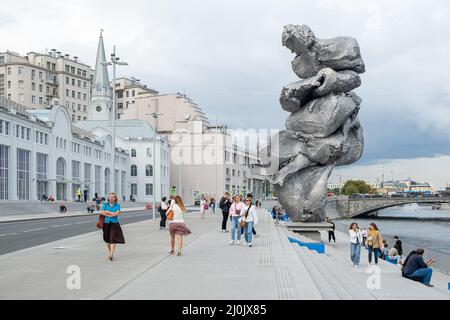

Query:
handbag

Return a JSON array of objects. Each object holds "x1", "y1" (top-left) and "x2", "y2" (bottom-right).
[
  {"x1": 240, "y1": 205, "x2": 252, "y2": 229},
  {"x1": 166, "y1": 209, "x2": 174, "y2": 221},
  {"x1": 96, "y1": 215, "x2": 105, "y2": 229}
]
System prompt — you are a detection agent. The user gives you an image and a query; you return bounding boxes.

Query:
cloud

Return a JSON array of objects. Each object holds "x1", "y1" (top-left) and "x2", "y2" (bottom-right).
[
  {"x1": 0, "y1": 0, "x2": 449, "y2": 168},
  {"x1": 331, "y1": 155, "x2": 450, "y2": 190}
]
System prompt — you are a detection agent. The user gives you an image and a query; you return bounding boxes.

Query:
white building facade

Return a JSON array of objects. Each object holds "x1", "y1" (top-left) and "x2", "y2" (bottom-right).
[{"x1": 0, "y1": 97, "x2": 129, "y2": 201}]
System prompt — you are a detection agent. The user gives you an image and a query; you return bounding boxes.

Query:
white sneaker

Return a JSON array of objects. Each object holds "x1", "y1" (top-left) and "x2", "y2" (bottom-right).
[
  {"x1": 248, "y1": 243, "x2": 253, "y2": 247},
  {"x1": 254, "y1": 234, "x2": 261, "y2": 238},
  {"x1": 229, "y1": 240, "x2": 235, "y2": 245},
  {"x1": 243, "y1": 242, "x2": 249, "y2": 247}
]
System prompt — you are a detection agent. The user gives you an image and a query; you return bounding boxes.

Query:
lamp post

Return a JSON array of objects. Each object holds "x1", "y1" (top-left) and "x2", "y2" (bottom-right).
[
  {"x1": 146, "y1": 112, "x2": 163, "y2": 221},
  {"x1": 102, "y1": 45, "x2": 128, "y2": 195}
]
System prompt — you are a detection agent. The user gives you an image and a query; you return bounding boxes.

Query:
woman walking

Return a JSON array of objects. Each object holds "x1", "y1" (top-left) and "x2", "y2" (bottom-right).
[
  {"x1": 349, "y1": 222, "x2": 363, "y2": 268},
  {"x1": 366, "y1": 223, "x2": 383, "y2": 265},
  {"x1": 241, "y1": 197, "x2": 259, "y2": 247},
  {"x1": 200, "y1": 196, "x2": 207, "y2": 219},
  {"x1": 229, "y1": 195, "x2": 244, "y2": 245},
  {"x1": 101, "y1": 192, "x2": 125, "y2": 261},
  {"x1": 159, "y1": 197, "x2": 168, "y2": 230},
  {"x1": 168, "y1": 196, "x2": 192, "y2": 256}
]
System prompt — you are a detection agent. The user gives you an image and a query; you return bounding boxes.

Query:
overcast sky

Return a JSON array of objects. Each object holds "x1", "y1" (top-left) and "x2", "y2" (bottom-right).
[{"x1": 1, "y1": 0, "x2": 450, "y2": 188}]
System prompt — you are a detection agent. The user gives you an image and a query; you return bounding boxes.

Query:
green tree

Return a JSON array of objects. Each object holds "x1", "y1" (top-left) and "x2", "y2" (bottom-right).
[{"x1": 341, "y1": 180, "x2": 375, "y2": 196}]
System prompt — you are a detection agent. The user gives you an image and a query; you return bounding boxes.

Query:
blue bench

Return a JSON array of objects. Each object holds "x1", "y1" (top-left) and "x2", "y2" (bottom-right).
[
  {"x1": 288, "y1": 237, "x2": 325, "y2": 254},
  {"x1": 385, "y1": 256, "x2": 398, "y2": 265}
]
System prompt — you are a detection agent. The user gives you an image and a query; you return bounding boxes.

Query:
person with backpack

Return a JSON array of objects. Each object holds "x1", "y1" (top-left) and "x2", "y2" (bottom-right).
[
  {"x1": 402, "y1": 248, "x2": 436, "y2": 287},
  {"x1": 159, "y1": 197, "x2": 169, "y2": 230},
  {"x1": 240, "y1": 197, "x2": 259, "y2": 247},
  {"x1": 219, "y1": 192, "x2": 232, "y2": 232}
]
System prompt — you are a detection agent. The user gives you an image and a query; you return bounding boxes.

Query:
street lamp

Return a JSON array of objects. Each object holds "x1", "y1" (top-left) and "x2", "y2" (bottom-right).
[
  {"x1": 146, "y1": 112, "x2": 163, "y2": 221},
  {"x1": 102, "y1": 45, "x2": 128, "y2": 195}
]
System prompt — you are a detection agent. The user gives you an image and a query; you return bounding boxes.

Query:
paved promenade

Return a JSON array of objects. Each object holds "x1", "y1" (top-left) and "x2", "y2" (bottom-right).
[{"x1": 0, "y1": 208, "x2": 449, "y2": 300}]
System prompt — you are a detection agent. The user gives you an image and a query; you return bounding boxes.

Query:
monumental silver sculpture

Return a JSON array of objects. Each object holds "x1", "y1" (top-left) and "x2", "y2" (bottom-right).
[{"x1": 266, "y1": 24, "x2": 366, "y2": 222}]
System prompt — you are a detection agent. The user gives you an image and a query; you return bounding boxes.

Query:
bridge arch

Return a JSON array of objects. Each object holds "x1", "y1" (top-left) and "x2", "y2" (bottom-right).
[{"x1": 334, "y1": 197, "x2": 450, "y2": 218}]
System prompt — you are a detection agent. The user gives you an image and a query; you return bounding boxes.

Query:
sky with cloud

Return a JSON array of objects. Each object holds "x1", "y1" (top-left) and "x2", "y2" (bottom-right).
[{"x1": 1, "y1": 0, "x2": 449, "y2": 188}]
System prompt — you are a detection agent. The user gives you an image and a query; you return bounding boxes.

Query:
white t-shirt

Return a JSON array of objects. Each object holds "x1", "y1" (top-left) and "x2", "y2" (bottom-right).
[{"x1": 170, "y1": 204, "x2": 185, "y2": 223}]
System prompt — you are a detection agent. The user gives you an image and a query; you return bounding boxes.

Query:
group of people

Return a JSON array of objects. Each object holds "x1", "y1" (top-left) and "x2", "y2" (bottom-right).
[
  {"x1": 100, "y1": 193, "x2": 192, "y2": 260},
  {"x1": 218, "y1": 192, "x2": 260, "y2": 247},
  {"x1": 347, "y1": 222, "x2": 435, "y2": 287},
  {"x1": 199, "y1": 195, "x2": 216, "y2": 218}
]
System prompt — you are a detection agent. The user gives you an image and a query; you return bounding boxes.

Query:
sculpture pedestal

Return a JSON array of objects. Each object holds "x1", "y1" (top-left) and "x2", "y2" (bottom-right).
[{"x1": 281, "y1": 222, "x2": 334, "y2": 242}]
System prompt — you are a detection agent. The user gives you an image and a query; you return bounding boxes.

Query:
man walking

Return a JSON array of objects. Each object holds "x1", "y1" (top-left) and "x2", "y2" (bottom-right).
[{"x1": 219, "y1": 192, "x2": 231, "y2": 232}]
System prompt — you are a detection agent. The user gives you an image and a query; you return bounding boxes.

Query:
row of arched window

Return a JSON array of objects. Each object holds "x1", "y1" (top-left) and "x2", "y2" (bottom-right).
[{"x1": 131, "y1": 164, "x2": 153, "y2": 177}]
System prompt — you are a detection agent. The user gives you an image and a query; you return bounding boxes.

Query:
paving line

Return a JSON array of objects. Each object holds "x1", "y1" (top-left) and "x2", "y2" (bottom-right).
[{"x1": 22, "y1": 227, "x2": 47, "y2": 233}]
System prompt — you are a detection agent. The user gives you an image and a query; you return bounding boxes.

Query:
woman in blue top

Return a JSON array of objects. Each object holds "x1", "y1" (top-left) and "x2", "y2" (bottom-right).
[{"x1": 101, "y1": 192, "x2": 125, "y2": 261}]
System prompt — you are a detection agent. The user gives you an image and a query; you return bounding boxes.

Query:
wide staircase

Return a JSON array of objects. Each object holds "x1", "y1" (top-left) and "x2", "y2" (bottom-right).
[{"x1": 264, "y1": 209, "x2": 449, "y2": 300}]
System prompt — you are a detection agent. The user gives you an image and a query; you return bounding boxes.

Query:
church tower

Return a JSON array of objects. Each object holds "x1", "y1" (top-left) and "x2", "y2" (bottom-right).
[{"x1": 89, "y1": 30, "x2": 111, "y2": 121}]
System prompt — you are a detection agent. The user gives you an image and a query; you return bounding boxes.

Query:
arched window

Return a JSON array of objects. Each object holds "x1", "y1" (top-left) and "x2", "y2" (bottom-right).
[
  {"x1": 146, "y1": 148, "x2": 152, "y2": 157},
  {"x1": 56, "y1": 157, "x2": 66, "y2": 179},
  {"x1": 131, "y1": 165, "x2": 137, "y2": 177},
  {"x1": 145, "y1": 165, "x2": 153, "y2": 177},
  {"x1": 104, "y1": 168, "x2": 110, "y2": 193}
]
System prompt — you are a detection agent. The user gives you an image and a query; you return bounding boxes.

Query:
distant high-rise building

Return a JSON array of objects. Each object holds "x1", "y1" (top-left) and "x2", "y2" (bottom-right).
[{"x1": 0, "y1": 49, "x2": 94, "y2": 122}]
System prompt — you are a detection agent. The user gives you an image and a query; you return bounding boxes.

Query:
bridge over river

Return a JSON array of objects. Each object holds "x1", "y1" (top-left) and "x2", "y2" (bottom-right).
[{"x1": 331, "y1": 196, "x2": 450, "y2": 218}]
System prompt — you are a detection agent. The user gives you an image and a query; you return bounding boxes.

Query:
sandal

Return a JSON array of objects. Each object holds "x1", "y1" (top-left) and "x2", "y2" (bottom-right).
[
  {"x1": 177, "y1": 252, "x2": 182, "y2": 256},
  {"x1": 169, "y1": 250, "x2": 175, "y2": 255}
]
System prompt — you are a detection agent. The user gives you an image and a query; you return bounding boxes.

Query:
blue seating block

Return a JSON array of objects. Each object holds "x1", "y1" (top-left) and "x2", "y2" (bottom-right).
[
  {"x1": 385, "y1": 257, "x2": 398, "y2": 265},
  {"x1": 288, "y1": 237, "x2": 325, "y2": 254}
]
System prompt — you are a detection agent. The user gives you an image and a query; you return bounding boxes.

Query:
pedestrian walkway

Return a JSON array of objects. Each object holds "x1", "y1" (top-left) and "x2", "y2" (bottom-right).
[{"x1": 0, "y1": 208, "x2": 448, "y2": 300}]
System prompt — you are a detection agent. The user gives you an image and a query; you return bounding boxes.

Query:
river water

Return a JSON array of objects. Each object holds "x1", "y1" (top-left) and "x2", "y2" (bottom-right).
[{"x1": 335, "y1": 204, "x2": 450, "y2": 254}]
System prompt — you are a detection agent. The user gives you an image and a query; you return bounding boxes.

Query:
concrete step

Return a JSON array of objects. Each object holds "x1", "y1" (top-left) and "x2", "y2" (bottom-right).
[
  {"x1": 272, "y1": 222, "x2": 323, "y2": 299},
  {"x1": 289, "y1": 241, "x2": 341, "y2": 299},
  {"x1": 298, "y1": 245, "x2": 356, "y2": 300},
  {"x1": 289, "y1": 232, "x2": 374, "y2": 300},
  {"x1": 314, "y1": 251, "x2": 375, "y2": 300}
]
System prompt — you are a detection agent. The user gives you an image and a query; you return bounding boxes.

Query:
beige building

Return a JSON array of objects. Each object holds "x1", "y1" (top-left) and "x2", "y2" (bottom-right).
[
  {"x1": 121, "y1": 92, "x2": 268, "y2": 204},
  {"x1": 0, "y1": 50, "x2": 94, "y2": 122},
  {"x1": 114, "y1": 77, "x2": 159, "y2": 117}
]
